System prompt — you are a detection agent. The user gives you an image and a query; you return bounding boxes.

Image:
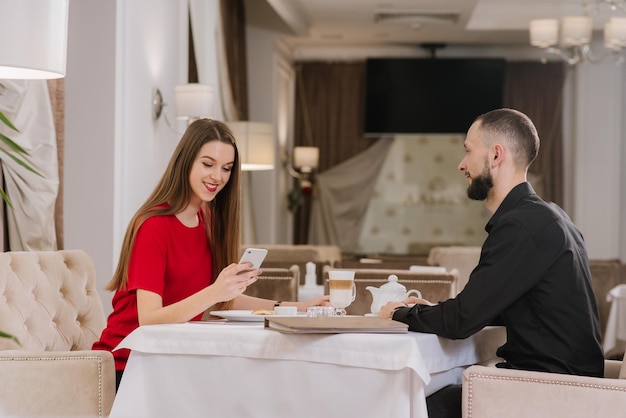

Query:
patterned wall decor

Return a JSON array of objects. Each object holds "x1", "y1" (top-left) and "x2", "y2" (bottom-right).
[{"x1": 357, "y1": 134, "x2": 489, "y2": 255}]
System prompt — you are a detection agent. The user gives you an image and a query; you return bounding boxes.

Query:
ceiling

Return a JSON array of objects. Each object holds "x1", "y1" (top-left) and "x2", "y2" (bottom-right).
[{"x1": 246, "y1": 0, "x2": 625, "y2": 50}]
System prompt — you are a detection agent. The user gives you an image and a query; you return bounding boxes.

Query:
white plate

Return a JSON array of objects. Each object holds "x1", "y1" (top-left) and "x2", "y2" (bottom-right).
[
  {"x1": 209, "y1": 310, "x2": 266, "y2": 322},
  {"x1": 364, "y1": 313, "x2": 378, "y2": 317},
  {"x1": 209, "y1": 310, "x2": 306, "y2": 322}
]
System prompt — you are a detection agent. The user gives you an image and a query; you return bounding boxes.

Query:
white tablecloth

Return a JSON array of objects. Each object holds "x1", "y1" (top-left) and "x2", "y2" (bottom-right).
[{"x1": 110, "y1": 322, "x2": 505, "y2": 418}]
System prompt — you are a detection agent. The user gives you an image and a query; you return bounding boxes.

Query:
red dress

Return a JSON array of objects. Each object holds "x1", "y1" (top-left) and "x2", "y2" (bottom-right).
[{"x1": 92, "y1": 212, "x2": 213, "y2": 371}]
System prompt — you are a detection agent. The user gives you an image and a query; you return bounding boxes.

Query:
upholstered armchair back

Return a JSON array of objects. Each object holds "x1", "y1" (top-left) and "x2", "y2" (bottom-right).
[
  {"x1": 242, "y1": 244, "x2": 342, "y2": 286},
  {"x1": 427, "y1": 246, "x2": 481, "y2": 293},
  {"x1": 0, "y1": 250, "x2": 106, "y2": 351},
  {"x1": 244, "y1": 266, "x2": 300, "y2": 302}
]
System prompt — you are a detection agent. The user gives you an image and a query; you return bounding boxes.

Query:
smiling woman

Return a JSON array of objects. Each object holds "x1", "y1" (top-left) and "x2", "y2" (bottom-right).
[{"x1": 92, "y1": 118, "x2": 328, "y2": 391}]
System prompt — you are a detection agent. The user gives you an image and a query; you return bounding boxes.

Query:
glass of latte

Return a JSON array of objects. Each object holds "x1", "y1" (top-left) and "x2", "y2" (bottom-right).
[{"x1": 328, "y1": 270, "x2": 356, "y2": 316}]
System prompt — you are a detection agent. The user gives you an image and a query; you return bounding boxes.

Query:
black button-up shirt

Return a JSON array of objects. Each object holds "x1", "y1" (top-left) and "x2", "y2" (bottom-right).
[{"x1": 393, "y1": 182, "x2": 604, "y2": 377}]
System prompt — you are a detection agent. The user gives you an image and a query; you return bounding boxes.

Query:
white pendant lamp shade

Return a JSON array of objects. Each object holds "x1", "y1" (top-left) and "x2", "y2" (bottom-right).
[
  {"x1": 530, "y1": 19, "x2": 559, "y2": 48},
  {"x1": 175, "y1": 84, "x2": 214, "y2": 120},
  {"x1": 605, "y1": 17, "x2": 626, "y2": 50},
  {"x1": 0, "y1": 0, "x2": 69, "y2": 79},
  {"x1": 561, "y1": 16, "x2": 592, "y2": 47},
  {"x1": 227, "y1": 121, "x2": 275, "y2": 171}
]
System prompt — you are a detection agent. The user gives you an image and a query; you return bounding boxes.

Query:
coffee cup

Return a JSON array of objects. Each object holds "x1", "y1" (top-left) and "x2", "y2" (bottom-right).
[
  {"x1": 328, "y1": 270, "x2": 356, "y2": 316},
  {"x1": 273, "y1": 306, "x2": 298, "y2": 316}
]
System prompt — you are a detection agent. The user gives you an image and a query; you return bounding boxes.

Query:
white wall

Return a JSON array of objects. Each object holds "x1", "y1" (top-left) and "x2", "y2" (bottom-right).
[
  {"x1": 64, "y1": 0, "x2": 117, "y2": 312},
  {"x1": 572, "y1": 61, "x2": 624, "y2": 260}
]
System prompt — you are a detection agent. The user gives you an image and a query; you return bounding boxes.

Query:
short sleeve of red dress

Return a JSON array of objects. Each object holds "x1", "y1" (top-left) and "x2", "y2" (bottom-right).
[
  {"x1": 127, "y1": 216, "x2": 169, "y2": 296},
  {"x1": 126, "y1": 214, "x2": 213, "y2": 309}
]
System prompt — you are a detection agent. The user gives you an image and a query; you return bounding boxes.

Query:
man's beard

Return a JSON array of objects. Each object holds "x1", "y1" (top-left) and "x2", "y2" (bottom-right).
[{"x1": 466, "y1": 161, "x2": 493, "y2": 201}]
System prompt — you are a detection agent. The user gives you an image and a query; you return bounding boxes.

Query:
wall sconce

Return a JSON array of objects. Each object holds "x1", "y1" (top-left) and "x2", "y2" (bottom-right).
[
  {"x1": 153, "y1": 83, "x2": 214, "y2": 132},
  {"x1": 226, "y1": 121, "x2": 275, "y2": 171},
  {"x1": 0, "y1": 0, "x2": 69, "y2": 79},
  {"x1": 174, "y1": 84, "x2": 214, "y2": 124},
  {"x1": 285, "y1": 146, "x2": 319, "y2": 194}
]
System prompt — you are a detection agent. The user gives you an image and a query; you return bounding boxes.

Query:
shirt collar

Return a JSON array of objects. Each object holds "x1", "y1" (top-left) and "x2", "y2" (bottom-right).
[{"x1": 485, "y1": 182, "x2": 536, "y2": 233}]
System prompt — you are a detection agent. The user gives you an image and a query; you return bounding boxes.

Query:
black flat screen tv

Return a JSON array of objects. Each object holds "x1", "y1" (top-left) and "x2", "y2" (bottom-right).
[{"x1": 364, "y1": 58, "x2": 506, "y2": 135}]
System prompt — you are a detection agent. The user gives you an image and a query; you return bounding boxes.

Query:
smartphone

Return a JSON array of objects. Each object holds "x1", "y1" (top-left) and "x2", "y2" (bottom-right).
[{"x1": 238, "y1": 248, "x2": 268, "y2": 269}]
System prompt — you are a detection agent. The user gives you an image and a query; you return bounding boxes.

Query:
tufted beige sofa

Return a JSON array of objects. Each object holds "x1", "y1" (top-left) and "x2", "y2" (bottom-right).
[
  {"x1": 0, "y1": 250, "x2": 115, "y2": 417},
  {"x1": 462, "y1": 359, "x2": 626, "y2": 417}
]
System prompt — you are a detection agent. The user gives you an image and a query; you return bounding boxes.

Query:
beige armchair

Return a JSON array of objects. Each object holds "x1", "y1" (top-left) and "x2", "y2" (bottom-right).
[
  {"x1": 462, "y1": 360, "x2": 626, "y2": 417},
  {"x1": 243, "y1": 244, "x2": 341, "y2": 286},
  {"x1": 0, "y1": 250, "x2": 115, "y2": 417},
  {"x1": 243, "y1": 265, "x2": 300, "y2": 302},
  {"x1": 427, "y1": 246, "x2": 481, "y2": 293}
]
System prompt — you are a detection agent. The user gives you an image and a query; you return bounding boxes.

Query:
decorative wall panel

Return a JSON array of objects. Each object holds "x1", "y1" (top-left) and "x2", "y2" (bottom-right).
[{"x1": 357, "y1": 134, "x2": 489, "y2": 254}]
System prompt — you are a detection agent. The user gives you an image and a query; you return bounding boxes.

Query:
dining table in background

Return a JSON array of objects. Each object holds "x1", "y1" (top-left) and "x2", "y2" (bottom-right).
[{"x1": 109, "y1": 319, "x2": 506, "y2": 418}]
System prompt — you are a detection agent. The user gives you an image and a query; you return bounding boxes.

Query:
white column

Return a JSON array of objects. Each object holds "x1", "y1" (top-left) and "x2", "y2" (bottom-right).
[{"x1": 572, "y1": 61, "x2": 623, "y2": 260}]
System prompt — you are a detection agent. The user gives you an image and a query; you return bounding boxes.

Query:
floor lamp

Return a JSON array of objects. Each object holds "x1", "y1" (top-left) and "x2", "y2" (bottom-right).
[{"x1": 226, "y1": 121, "x2": 275, "y2": 244}]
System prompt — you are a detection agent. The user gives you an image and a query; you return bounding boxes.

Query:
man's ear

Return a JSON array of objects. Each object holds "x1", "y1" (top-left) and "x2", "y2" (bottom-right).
[{"x1": 491, "y1": 143, "x2": 505, "y2": 167}]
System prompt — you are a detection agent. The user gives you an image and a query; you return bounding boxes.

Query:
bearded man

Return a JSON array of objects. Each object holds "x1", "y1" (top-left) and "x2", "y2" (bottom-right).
[{"x1": 380, "y1": 108, "x2": 604, "y2": 418}]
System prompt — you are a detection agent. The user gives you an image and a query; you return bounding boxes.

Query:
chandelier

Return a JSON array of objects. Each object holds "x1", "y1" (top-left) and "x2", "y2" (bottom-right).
[{"x1": 529, "y1": 1, "x2": 626, "y2": 64}]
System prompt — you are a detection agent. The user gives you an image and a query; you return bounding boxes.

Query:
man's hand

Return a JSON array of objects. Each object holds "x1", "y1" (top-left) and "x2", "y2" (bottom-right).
[
  {"x1": 378, "y1": 296, "x2": 436, "y2": 319},
  {"x1": 378, "y1": 301, "x2": 405, "y2": 319}
]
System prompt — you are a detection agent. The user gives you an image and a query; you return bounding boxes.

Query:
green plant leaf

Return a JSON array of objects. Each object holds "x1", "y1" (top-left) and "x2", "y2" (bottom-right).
[
  {"x1": 0, "y1": 147, "x2": 43, "y2": 177},
  {"x1": 0, "y1": 131, "x2": 29, "y2": 155},
  {"x1": 0, "y1": 111, "x2": 19, "y2": 132},
  {"x1": 0, "y1": 188, "x2": 13, "y2": 208},
  {"x1": 0, "y1": 108, "x2": 44, "y2": 207},
  {"x1": 0, "y1": 331, "x2": 20, "y2": 345}
]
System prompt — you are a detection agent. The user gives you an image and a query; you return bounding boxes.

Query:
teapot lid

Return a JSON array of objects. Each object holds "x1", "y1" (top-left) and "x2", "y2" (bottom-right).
[{"x1": 380, "y1": 274, "x2": 407, "y2": 292}]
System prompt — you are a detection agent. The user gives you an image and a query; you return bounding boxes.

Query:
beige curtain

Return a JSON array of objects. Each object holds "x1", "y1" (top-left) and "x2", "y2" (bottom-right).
[
  {"x1": 219, "y1": 0, "x2": 248, "y2": 121},
  {"x1": 48, "y1": 79, "x2": 64, "y2": 249}
]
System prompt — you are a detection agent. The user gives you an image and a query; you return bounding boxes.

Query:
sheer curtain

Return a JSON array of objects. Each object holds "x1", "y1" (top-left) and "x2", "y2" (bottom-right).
[
  {"x1": 308, "y1": 139, "x2": 392, "y2": 251},
  {"x1": 0, "y1": 80, "x2": 59, "y2": 251}
]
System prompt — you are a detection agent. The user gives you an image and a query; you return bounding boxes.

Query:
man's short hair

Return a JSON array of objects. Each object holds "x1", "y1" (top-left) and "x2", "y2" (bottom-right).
[{"x1": 474, "y1": 108, "x2": 540, "y2": 167}]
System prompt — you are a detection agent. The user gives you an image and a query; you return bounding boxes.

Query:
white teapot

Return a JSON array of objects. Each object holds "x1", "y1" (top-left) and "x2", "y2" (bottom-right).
[{"x1": 366, "y1": 275, "x2": 422, "y2": 315}]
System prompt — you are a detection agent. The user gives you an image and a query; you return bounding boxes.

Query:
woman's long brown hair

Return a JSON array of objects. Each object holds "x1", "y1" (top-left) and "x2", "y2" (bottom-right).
[{"x1": 106, "y1": 119, "x2": 242, "y2": 312}]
